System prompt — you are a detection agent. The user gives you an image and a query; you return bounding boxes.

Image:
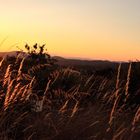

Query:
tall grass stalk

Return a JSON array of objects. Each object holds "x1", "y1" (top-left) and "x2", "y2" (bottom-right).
[
  {"x1": 0, "y1": 57, "x2": 5, "y2": 68},
  {"x1": 4, "y1": 79, "x2": 17, "y2": 109},
  {"x1": 125, "y1": 62, "x2": 132, "y2": 101},
  {"x1": 115, "y1": 63, "x2": 121, "y2": 97},
  {"x1": 17, "y1": 57, "x2": 25, "y2": 77},
  {"x1": 109, "y1": 63, "x2": 122, "y2": 128},
  {"x1": 3, "y1": 64, "x2": 12, "y2": 87},
  {"x1": 132, "y1": 107, "x2": 140, "y2": 132}
]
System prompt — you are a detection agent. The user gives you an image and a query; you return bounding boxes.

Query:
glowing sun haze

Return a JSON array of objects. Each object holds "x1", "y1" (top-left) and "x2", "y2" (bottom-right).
[{"x1": 0, "y1": 0, "x2": 140, "y2": 61}]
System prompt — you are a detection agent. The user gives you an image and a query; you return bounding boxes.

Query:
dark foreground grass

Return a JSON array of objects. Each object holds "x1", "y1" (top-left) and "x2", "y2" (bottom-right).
[{"x1": 0, "y1": 46, "x2": 140, "y2": 140}]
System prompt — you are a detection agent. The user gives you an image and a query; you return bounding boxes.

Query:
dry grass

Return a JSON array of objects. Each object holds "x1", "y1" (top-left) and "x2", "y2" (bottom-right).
[{"x1": 0, "y1": 55, "x2": 140, "y2": 140}]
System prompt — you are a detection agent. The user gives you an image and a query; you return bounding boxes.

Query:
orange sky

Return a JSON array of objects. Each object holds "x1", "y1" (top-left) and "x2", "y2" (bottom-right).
[{"x1": 0, "y1": 0, "x2": 140, "y2": 61}]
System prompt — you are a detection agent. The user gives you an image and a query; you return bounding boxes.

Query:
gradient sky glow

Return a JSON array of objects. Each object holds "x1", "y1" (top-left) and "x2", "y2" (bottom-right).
[{"x1": 0, "y1": 0, "x2": 140, "y2": 61}]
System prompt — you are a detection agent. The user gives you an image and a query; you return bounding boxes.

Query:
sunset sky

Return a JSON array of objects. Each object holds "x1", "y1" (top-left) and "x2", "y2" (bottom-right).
[{"x1": 0, "y1": 0, "x2": 140, "y2": 61}]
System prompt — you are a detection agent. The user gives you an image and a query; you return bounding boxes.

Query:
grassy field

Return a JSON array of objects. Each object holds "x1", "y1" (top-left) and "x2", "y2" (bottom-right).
[{"x1": 0, "y1": 44, "x2": 140, "y2": 140}]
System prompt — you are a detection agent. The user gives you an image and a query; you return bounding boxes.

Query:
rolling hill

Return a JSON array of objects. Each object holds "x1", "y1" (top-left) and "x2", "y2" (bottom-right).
[{"x1": 0, "y1": 51, "x2": 118, "y2": 70}]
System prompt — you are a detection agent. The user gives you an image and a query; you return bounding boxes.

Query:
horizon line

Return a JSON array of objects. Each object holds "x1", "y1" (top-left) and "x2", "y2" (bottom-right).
[{"x1": 0, "y1": 50, "x2": 133, "y2": 63}]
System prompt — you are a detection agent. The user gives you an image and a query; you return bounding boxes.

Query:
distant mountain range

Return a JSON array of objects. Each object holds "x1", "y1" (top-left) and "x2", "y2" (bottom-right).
[
  {"x1": 53, "y1": 56, "x2": 118, "y2": 69},
  {"x1": 0, "y1": 51, "x2": 119, "y2": 70}
]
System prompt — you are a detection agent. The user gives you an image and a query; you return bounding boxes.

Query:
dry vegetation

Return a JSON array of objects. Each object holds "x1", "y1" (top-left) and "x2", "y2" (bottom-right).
[{"x1": 0, "y1": 44, "x2": 140, "y2": 140}]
